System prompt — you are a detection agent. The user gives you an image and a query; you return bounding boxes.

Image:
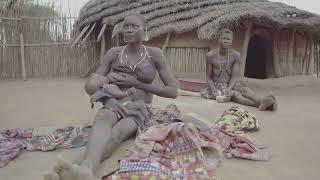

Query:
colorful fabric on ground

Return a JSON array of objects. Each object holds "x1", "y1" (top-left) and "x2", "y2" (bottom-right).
[
  {"x1": 149, "y1": 104, "x2": 181, "y2": 124},
  {"x1": 0, "y1": 104, "x2": 180, "y2": 168},
  {"x1": 215, "y1": 106, "x2": 259, "y2": 132},
  {"x1": 26, "y1": 124, "x2": 92, "y2": 151},
  {"x1": 110, "y1": 122, "x2": 217, "y2": 180},
  {"x1": 110, "y1": 121, "x2": 271, "y2": 179},
  {"x1": 0, "y1": 128, "x2": 33, "y2": 168},
  {"x1": 0, "y1": 125, "x2": 91, "y2": 168},
  {"x1": 200, "y1": 128, "x2": 271, "y2": 161}
]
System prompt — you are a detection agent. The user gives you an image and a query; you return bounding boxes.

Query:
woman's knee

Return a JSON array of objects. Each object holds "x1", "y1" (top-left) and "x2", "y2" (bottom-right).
[
  {"x1": 231, "y1": 92, "x2": 242, "y2": 101},
  {"x1": 111, "y1": 119, "x2": 138, "y2": 142},
  {"x1": 94, "y1": 109, "x2": 117, "y2": 123},
  {"x1": 111, "y1": 128, "x2": 121, "y2": 144}
]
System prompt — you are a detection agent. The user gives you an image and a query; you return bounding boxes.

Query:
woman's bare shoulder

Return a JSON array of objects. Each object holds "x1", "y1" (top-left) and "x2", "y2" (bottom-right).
[{"x1": 144, "y1": 46, "x2": 165, "y2": 64}]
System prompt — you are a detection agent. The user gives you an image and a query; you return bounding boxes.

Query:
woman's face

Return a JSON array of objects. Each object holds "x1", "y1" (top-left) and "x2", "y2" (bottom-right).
[
  {"x1": 121, "y1": 16, "x2": 145, "y2": 44},
  {"x1": 219, "y1": 32, "x2": 233, "y2": 49}
]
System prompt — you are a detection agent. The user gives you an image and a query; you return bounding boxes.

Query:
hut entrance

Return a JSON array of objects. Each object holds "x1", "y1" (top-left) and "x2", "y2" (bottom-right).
[{"x1": 245, "y1": 35, "x2": 268, "y2": 79}]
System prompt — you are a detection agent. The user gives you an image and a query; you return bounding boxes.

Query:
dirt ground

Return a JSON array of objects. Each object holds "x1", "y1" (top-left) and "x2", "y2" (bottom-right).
[{"x1": 0, "y1": 76, "x2": 320, "y2": 180}]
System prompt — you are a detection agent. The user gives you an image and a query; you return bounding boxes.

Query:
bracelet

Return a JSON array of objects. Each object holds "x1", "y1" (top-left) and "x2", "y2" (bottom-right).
[{"x1": 102, "y1": 83, "x2": 108, "y2": 89}]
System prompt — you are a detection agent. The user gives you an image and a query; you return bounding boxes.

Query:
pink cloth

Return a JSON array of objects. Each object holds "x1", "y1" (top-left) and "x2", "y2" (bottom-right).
[
  {"x1": 113, "y1": 122, "x2": 271, "y2": 179},
  {"x1": 0, "y1": 129, "x2": 33, "y2": 168},
  {"x1": 124, "y1": 122, "x2": 271, "y2": 162},
  {"x1": 116, "y1": 122, "x2": 215, "y2": 179},
  {"x1": 200, "y1": 128, "x2": 272, "y2": 161},
  {"x1": 0, "y1": 124, "x2": 91, "y2": 168}
]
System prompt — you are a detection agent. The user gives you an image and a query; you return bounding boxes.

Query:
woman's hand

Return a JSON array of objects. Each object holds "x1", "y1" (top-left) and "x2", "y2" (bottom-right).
[
  {"x1": 106, "y1": 72, "x2": 125, "y2": 83},
  {"x1": 112, "y1": 74, "x2": 139, "y2": 88}
]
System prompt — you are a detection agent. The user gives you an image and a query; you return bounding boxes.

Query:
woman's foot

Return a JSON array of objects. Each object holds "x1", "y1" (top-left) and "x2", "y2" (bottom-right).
[
  {"x1": 259, "y1": 93, "x2": 278, "y2": 111},
  {"x1": 43, "y1": 158, "x2": 97, "y2": 180}
]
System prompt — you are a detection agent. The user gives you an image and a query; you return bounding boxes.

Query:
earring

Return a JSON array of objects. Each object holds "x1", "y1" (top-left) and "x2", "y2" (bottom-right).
[{"x1": 144, "y1": 27, "x2": 149, "y2": 42}]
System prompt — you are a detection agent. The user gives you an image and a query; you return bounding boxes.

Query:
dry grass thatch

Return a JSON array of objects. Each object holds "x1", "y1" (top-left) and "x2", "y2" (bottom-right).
[{"x1": 74, "y1": 0, "x2": 320, "y2": 40}]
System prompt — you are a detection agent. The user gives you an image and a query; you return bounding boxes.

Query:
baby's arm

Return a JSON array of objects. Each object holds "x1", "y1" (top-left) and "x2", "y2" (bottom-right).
[{"x1": 102, "y1": 84, "x2": 128, "y2": 99}]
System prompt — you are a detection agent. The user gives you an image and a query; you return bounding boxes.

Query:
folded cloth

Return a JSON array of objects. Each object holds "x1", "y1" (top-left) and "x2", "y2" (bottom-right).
[
  {"x1": 215, "y1": 106, "x2": 259, "y2": 132},
  {"x1": 109, "y1": 121, "x2": 271, "y2": 179}
]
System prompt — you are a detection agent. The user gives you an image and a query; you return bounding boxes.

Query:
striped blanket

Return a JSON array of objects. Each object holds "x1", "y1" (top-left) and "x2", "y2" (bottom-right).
[
  {"x1": 108, "y1": 122, "x2": 271, "y2": 179},
  {"x1": 0, "y1": 124, "x2": 91, "y2": 168},
  {"x1": 0, "y1": 104, "x2": 179, "y2": 168}
]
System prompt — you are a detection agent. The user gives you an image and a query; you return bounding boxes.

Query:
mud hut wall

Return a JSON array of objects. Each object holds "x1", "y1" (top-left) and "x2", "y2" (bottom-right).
[
  {"x1": 315, "y1": 40, "x2": 320, "y2": 77},
  {"x1": 145, "y1": 30, "x2": 244, "y2": 75},
  {"x1": 293, "y1": 32, "x2": 308, "y2": 75}
]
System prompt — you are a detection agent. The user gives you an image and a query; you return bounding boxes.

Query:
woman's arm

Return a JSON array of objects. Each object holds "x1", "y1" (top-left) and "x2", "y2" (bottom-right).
[
  {"x1": 206, "y1": 53, "x2": 218, "y2": 93},
  {"x1": 135, "y1": 48, "x2": 178, "y2": 98}
]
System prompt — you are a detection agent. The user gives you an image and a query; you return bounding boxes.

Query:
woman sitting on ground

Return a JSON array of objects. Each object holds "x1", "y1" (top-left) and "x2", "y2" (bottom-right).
[{"x1": 44, "y1": 14, "x2": 178, "y2": 180}]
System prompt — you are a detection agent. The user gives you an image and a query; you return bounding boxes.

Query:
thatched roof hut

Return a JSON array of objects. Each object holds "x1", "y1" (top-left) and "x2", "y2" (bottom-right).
[{"x1": 74, "y1": 0, "x2": 320, "y2": 79}]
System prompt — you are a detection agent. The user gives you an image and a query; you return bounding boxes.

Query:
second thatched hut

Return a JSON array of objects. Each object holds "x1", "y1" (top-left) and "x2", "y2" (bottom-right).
[{"x1": 74, "y1": 0, "x2": 320, "y2": 79}]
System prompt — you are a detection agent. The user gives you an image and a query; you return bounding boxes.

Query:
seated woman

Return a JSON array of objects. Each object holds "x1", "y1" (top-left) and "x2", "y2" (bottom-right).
[
  {"x1": 200, "y1": 28, "x2": 277, "y2": 110},
  {"x1": 44, "y1": 14, "x2": 178, "y2": 180}
]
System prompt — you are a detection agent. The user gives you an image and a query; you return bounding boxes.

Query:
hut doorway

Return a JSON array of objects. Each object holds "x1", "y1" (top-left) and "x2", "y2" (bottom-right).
[{"x1": 245, "y1": 35, "x2": 268, "y2": 79}]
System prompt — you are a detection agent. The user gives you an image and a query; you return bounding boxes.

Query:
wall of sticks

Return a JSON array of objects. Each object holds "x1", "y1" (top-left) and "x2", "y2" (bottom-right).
[
  {"x1": 0, "y1": 8, "x2": 99, "y2": 79},
  {"x1": 153, "y1": 47, "x2": 209, "y2": 85},
  {"x1": 315, "y1": 41, "x2": 320, "y2": 77},
  {"x1": 272, "y1": 30, "x2": 317, "y2": 77}
]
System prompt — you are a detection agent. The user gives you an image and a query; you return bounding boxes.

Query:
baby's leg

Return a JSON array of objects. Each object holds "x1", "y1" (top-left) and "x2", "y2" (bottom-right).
[{"x1": 124, "y1": 101, "x2": 150, "y2": 121}]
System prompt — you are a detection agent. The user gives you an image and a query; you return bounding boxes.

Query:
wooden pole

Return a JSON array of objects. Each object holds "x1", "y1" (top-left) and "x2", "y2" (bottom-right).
[
  {"x1": 72, "y1": 25, "x2": 90, "y2": 47},
  {"x1": 97, "y1": 24, "x2": 107, "y2": 42},
  {"x1": 19, "y1": 33, "x2": 27, "y2": 81},
  {"x1": 162, "y1": 33, "x2": 171, "y2": 52},
  {"x1": 287, "y1": 29, "x2": 296, "y2": 75},
  {"x1": 240, "y1": 23, "x2": 252, "y2": 77},
  {"x1": 82, "y1": 23, "x2": 96, "y2": 42},
  {"x1": 100, "y1": 33, "x2": 106, "y2": 59}
]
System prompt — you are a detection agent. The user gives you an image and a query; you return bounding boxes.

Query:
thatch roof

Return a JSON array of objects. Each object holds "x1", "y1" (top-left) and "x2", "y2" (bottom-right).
[{"x1": 75, "y1": 0, "x2": 320, "y2": 40}]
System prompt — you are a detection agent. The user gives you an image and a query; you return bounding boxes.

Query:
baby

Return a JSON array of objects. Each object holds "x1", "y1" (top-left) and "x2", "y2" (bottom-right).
[{"x1": 90, "y1": 71, "x2": 150, "y2": 122}]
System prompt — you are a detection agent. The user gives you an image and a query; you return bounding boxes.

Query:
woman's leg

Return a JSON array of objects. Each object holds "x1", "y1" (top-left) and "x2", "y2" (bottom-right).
[
  {"x1": 44, "y1": 108, "x2": 119, "y2": 180},
  {"x1": 231, "y1": 93, "x2": 259, "y2": 107},
  {"x1": 102, "y1": 117, "x2": 138, "y2": 160},
  {"x1": 80, "y1": 109, "x2": 119, "y2": 170}
]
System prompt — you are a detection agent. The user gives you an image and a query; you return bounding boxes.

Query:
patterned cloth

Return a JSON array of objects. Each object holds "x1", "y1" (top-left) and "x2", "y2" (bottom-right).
[
  {"x1": 0, "y1": 104, "x2": 180, "y2": 168},
  {"x1": 200, "y1": 128, "x2": 271, "y2": 161},
  {"x1": 215, "y1": 106, "x2": 259, "y2": 132},
  {"x1": 0, "y1": 129, "x2": 33, "y2": 168},
  {"x1": 149, "y1": 104, "x2": 181, "y2": 125},
  {"x1": 0, "y1": 124, "x2": 91, "y2": 168},
  {"x1": 26, "y1": 124, "x2": 92, "y2": 151},
  {"x1": 109, "y1": 122, "x2": 217, "y2": 180},
  {"x1": 109, "y1": 121, "x2": 271, "y2": 179}
]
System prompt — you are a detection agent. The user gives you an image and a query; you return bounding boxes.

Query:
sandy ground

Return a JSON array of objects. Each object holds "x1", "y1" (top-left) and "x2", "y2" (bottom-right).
[{"x1": 0, "y1": 76, "x2": 320, "y2": 180}]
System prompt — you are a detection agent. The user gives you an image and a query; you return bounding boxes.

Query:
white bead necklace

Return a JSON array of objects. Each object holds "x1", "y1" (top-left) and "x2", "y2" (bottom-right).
[
  {"x1": 217, "y1": 49, "x2": 230, "y2": 72},
  {"x1": 120, "y1": 45, "x2": 148, "y2": 72}
]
